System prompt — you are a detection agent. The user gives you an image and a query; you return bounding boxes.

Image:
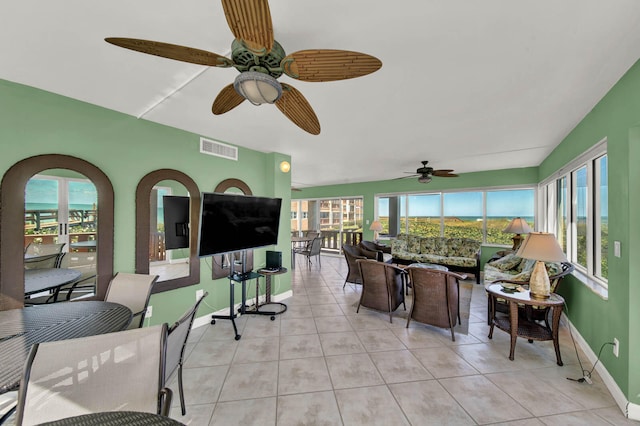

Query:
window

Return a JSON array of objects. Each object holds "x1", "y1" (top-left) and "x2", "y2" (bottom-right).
[
  {"x1": 540, "y1": 140, "x2": 607, "y2": 287},
  {"x1": 443, "y1": 192, "x2": 483, "y2": 240},
  {"x1": 291, "y1": 197, "x2": 364, "y2": 250},
  {"x1": 376, "y1": 187, "x2": 535, "y2": 243},
  {"x1": 408, "y1": 194, "x2": 440, "y2": 237},
  {"x1": 486, "y1": 189, "x2": 535, "y2": 245}
]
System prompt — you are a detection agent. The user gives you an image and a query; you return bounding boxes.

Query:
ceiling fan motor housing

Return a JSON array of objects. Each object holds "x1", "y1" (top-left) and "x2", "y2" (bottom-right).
[{"x1": 231, "y1": 39, "x2": 286, "y2": 78}]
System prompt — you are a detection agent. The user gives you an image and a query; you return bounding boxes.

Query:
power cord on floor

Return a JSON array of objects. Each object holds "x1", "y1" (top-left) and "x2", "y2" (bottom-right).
[{"x1": 563, "y1": 301, "x2": 615, "y2": 384}]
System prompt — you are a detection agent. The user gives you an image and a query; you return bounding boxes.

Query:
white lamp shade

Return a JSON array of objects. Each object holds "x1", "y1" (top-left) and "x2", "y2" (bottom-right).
[
  {"x1": 369, "y1": 221, "x2": 383, "y2": 232},
  {"x1": 503, "y1": 217, "x2": 532, "y2": 234},
  {"x1": 234, "y1": 71, "x2": 282, "y2": 105},
  {"x1": 516, "y1": 232, "x2": 567, "y2": 262}
]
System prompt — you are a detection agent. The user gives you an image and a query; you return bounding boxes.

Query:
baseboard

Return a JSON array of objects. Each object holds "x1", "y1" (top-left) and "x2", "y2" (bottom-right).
[
  {"x1": 629, "y1": 402, "x2": 640, "y2": 421},
  {"x1": 191, "y1": 289, "x2": 294, "y2": 330},
  {"x1": 564, "y1": 316, "x2": 636, "y2": 420}
]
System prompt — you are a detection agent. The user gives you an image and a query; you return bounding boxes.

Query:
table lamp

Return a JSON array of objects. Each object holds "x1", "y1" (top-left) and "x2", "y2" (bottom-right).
[
  {"x1": 516, "y1": 232, "x2": 567, "y2": 299},
  {"x1": 503, "y1": 217, "x2": 532, "y2": 251},
  {"x1": 369, "y1": 220, "x2": 383, "y2": 242}
]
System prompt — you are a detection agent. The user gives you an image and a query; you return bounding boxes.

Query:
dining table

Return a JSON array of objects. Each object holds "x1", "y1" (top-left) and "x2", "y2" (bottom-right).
[
  {"x1": 24, "y1": 268, "x2": 82, "y2": 299},
  {"x1": 34, "y1": 411, "x2": 185, "y2": 426},
  {"x1": 0, "y1": 300, "x2": 132, "y2": 395}
]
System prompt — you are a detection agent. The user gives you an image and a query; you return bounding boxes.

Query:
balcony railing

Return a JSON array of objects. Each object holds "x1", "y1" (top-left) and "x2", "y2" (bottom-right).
[{"x1": 318, "y1": 230, "x2": 363, "y2": 252}]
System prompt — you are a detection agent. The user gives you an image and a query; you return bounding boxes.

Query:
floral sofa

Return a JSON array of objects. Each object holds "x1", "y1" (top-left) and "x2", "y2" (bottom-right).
[{"x1": 391, "y1": 233, "x2": 481, "y2": 283}]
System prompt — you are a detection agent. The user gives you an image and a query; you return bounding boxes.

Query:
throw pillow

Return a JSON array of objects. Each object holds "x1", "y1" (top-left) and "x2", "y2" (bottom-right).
[{"x1": 489, "y1": 253, "x2": 522, "y2": 271}]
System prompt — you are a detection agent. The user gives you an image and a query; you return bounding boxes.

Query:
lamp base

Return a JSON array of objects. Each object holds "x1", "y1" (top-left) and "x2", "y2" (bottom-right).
[
  {"x1": 511, "y1": 234, "x2": 524, "y2": 251},
  {"x1": 529, "y1": 260, "x2": 551, "y2": 299}
]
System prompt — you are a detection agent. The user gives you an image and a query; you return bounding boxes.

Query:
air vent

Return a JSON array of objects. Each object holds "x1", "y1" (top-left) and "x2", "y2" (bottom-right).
[{"x1": 200, "y1": 137, "x2": 238, "y2": 161}]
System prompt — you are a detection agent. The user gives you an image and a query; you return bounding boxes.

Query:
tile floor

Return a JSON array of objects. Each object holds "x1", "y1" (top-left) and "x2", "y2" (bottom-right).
[{"x1": 167, "y1": 255, "x2": 637, "y2": 425}]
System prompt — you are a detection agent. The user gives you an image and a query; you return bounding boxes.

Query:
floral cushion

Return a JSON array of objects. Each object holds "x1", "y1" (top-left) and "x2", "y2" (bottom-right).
[
  {"x1": 407, "y1": 235, "x2": 422, "y2": 253},
  {"x1": 420, "y1": 237, "x2": 437, "y2": 254},
  {"x1": 447, "y1": 238, "x2": 481, "y2": 258},
  {"x1": 546, "y1": 262, "x2": 562, "y2": 276},
  {"x1": 488, "y1": 253, "x2": 522, "y2": 271},
  {"x1": 391, "y1": 234, "x2": 480, "y2": 271},
  {"x1": 391, "y1": 238, "x2": 407, "y2": 253},
  {"x1": 443, "y1": 256, "x2": 478, "y2": 268},
  {"x1": 516, "y1": 258, "x2": 536, "y2": 272}
]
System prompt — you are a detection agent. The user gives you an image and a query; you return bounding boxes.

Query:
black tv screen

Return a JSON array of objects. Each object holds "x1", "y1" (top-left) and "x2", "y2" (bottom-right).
[
  {"x1": 198, "y1": 192, "x2": 282, "y2": 257},
  {"x1": 163, "y1": 195, "x2": 190, "y2": 250}
]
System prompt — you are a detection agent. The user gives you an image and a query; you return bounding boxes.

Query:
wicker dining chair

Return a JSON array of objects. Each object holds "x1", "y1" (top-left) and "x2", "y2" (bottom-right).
[
  {"x1": 405, "y1": 266, "x2": 467, "y2": 341},
  {"x1": 356, "y1": 259, "x2": 406, "y2": 323}
]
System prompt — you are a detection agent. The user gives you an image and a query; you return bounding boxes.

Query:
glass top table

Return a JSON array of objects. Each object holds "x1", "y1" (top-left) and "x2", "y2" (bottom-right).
[{"x1": 0, "y1": 301, "x2": 132, "y2": 394}]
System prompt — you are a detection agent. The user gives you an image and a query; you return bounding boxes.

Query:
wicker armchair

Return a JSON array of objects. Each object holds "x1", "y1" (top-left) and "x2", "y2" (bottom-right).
[
  {"x1": 342, "y1": 244, "x2": 383, "y2": 288},
  {"x1": 487, "y1": 261, "x2": 574, "y2": 327},
  {"x1": 359, "y1": 240, "x2": 391, "y2": 255},
  {"x1": 356, "y1": 259, "x2": 406, "y2": 323},
  {"x1": 405, "y1": 266, "x2": 467, "y2": 341}
]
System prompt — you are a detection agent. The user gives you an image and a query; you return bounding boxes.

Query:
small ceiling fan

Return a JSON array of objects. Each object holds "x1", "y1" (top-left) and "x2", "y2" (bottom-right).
[
  {"x1": 400, "y1": 160, "x2": 459, "y2": 183},
  {"x1": 105, "y1": 0, "x2": 382, "y2": 135}
]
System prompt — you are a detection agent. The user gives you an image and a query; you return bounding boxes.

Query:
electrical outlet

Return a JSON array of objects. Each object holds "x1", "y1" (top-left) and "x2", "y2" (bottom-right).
[
  {"x1": 613, "y1": 338, "x2": 619, "y2": 357},
  {"x1": 614, "y1": 241, "x2": 621, "y2": 258},
  {"x1": 145, "y1": 306, "x2": 152, "y2": 318},
  {"x1": 196, "y1": 289, "x2": 204, "y2": 302}
]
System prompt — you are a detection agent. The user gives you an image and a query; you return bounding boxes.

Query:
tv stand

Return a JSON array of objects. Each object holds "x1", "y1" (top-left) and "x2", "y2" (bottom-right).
[
  {"x1": 245, "y1": 268, "x2": 288, "y2": 320},
  {"x1": 210, "y1": 270, "x2": 262, "y2": 340}
]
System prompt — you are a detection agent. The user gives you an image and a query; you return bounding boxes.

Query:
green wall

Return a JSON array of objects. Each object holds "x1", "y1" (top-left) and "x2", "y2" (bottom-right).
[
  {"x1": 0, "y1": 79, "x2": 292, "y2": 326},
  {"x1": 539, "y1": 59, "x2": 640, "y2": 406}
]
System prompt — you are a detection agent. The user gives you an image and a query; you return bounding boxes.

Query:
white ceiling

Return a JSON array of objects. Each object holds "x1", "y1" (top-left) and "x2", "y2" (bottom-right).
[{"x1": 3, "y1": 1, "x2": 640, "y2": 188}]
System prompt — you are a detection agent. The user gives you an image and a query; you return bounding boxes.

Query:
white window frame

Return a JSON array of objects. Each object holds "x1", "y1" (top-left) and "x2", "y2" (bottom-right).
[{"x1": 539, "y1": 138, "x2": 608, "y2": 295}]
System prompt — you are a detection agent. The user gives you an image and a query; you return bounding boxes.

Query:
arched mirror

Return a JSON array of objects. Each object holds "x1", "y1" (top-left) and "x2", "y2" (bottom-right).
[
  {"x1": 1, "y1": 155, "x2": 114, "y2": 310},
  {"x1": 211, "y1": 178, "x2": 254, "y2": 279},
  {"x1": 23, "y1": 169, "x2": 99, "y2": 303},
  {"x1": 136, "y1": 169, "x2": 200, "y2": 293}
]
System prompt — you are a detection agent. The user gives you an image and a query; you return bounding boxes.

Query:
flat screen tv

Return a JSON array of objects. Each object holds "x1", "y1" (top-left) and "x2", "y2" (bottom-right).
[
  {"x1": 198, "y1": 192, "x2": 282, "y2": 257},
  {"x1": 163, "y1": 195, "x2": 190, "y2": 250}
]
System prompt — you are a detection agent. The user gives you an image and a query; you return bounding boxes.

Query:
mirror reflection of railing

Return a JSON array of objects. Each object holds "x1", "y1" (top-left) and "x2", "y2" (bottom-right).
[
  {"x1": 25, "y1": 209, "x2": 97, "y2": 232},
  {"x1": 150, "y1": 232, "x2": 166, "y2": 262}
]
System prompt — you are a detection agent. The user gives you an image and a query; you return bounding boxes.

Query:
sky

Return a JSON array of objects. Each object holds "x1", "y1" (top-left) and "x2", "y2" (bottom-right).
[{"x1": 25, "y1": 178, "x2": 97, "y2": 206}]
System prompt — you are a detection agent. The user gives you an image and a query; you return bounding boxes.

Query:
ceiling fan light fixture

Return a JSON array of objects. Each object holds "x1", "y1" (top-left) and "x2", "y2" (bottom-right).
[
  {"x1": 234, "y1": 71, "x2": 282, "y2": 105},
  {"x1": 418, "y1": 175, "x2": 432, "y2": 184}
]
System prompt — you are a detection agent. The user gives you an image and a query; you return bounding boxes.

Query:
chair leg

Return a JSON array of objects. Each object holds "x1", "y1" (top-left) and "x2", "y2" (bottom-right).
[{"x1": 178, "y1": 363, "x2": 186, "y2": 415}]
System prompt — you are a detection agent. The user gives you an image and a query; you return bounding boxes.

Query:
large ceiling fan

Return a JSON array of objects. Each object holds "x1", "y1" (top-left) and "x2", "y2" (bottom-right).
[
  {"x1": 400, "y1": 160, "x2": 459, "y2": 183},
  {"x1": 105, "y1": 0, "x2": 382, "y2": 135}
]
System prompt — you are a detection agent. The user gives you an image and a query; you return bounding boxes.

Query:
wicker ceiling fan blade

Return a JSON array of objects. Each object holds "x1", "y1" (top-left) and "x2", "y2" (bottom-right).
[
  {"x1": 432, "y1": 170, "x2": 459, "y2": 177},
  {"x1": 212, "y1": 84, "x2": 246, "y2": 115},
  {"x1": 282, "y1": 50, "x2": 382, "y2": 82},
  {"x1": 221, "y1": 0, "x2": 274, "y2": 54},
  {"x1": 275, "y1": 83, "x2": 320, "y2": 135},
  {"x1": 105, "y1": 38, "x2": 233, "y2": 67}
]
